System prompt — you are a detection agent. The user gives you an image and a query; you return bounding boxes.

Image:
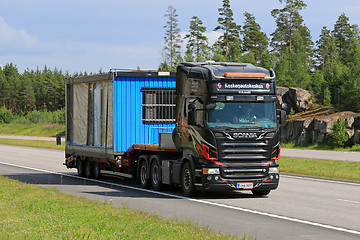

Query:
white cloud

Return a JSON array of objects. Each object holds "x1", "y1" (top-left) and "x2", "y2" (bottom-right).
[
  {"x1": 0, "y1": 16, "x2": 39, "y2": 53},
  {"x1": 180, "y1": 31, "x2": 222, "y2": 50},
  {"x1": 0, "y1": 16, "x2": 160, "y2": 72}
]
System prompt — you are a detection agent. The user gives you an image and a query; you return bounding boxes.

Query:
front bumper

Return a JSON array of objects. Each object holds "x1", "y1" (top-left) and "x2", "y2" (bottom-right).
[{"x1": 200, "y1": 173, "x2": 279, "y2": 191}]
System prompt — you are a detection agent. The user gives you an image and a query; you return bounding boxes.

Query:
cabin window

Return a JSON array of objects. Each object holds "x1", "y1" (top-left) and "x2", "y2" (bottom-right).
[{"x1": 141, "y1": 87, "x2": 176, "y2": 124}]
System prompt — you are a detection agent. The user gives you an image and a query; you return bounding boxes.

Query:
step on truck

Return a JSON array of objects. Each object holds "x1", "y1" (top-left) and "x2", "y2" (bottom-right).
[{"x1": 64, "y1": 62, "x2": 287, "y2": 196}]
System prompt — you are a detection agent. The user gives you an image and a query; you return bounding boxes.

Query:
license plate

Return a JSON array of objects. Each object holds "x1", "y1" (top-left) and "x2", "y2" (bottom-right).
[{"x1": 237, "y1": 182, "x2": 253, "y2": 189}]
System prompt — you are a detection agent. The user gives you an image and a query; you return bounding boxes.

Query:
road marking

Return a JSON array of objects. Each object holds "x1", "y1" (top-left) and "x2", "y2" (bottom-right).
[
  {"x1": 281, "y1": 174, "x2": 360, "y2": 186},
  {"x1": 337, "y1": 199, "x2": 360, "y2": 205},
  {"x1": 1, "y1": 160, "x2": 360, "y2": 236}
]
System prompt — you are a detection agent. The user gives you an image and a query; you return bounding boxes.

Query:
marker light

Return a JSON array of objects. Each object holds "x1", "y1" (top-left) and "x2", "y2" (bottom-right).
[{"x1": 224, "y1": 72, "x2": 267, "y2": 78}]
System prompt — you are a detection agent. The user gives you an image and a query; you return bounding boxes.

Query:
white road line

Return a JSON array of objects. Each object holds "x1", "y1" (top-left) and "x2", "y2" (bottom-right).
[
  {"x1": 337, "y1": 199, "x2": 360, "y2": 205},
  {"x1": 281, "y1": 174, "x2": 360, "y2": 186},
  {"x1": 1, "y1": 160, "x2": 360, "y2": 236}
]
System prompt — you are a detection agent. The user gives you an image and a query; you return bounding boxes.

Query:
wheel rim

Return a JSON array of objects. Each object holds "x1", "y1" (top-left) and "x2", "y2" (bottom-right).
[
  {"x1": 152, "y1": 164, "x2": 159, "y2": 184},
  {"x1": 183, "y1": 168, "x2": 191, "y2": 190},
  {"x1": 140, "y1": 164, "x2": 147, "y2": 184}
]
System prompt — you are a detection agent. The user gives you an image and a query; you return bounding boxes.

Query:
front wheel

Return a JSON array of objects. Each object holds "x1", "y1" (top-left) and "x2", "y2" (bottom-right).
[
  {"x1": 251, "y1": 189, "x2": 271, "y2": 196},
  {"x1": 181, "y1": 162, "x2": 196, "y2": 196}
]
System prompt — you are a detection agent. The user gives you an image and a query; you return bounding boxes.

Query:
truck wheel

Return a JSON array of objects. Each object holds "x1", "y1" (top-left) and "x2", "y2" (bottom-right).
[
  {"x1": 181, "y1": 162, "x2": 195, "y2": 196},
  {"x1": 84, "y1": 160, "x2": 93, "y2": 178},
  {"x1": 139, "y1": 160, "x2": 150, "y2": 188},
  {"x1": 251, "y1": 189, "x2": 271, "y2": 196},
  {"x1": 77, "y1": 159, "x2": 85, "y2": 177},
  {"x1": 93, "y1": 162, "x2": 101, "y2": 179},
  {"x1": 150, "y1": 158, "x2": 162, "y2": 191}
]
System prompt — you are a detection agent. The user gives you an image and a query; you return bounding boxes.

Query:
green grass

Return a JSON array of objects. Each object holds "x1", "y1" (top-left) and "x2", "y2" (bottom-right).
[
  {"x1": 281, "y1": 142, "x2": 360, "y2": 152},
  {"x1": 278, "y1": 157, "x2": 360, "y2": 182},
  {"x1": 0, "y1": 123, "x2": 65, "y2": 137},
  {"x1": 0, "y1": 138, "x2": 65, "y2": 150},
  {"x1": 0, "y1": 176, "x2": 241, "y2": 239}
]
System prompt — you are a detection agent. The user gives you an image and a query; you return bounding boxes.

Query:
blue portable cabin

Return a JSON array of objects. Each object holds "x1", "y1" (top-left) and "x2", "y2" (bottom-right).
[
  {"x1": 65, "y1": 70, "x2": 176, "y2": 159},
  {"x1": 113, "y1": 71, "x2": 176, "y2": 153}
]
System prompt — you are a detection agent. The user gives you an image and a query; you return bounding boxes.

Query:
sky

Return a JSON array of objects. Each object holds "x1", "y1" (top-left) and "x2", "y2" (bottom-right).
[{"x1": 0, "y1": 0, "x2": 360, "y2": 74}]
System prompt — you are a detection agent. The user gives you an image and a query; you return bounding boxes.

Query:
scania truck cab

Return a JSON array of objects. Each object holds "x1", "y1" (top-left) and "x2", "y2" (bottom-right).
[{"x1": 172, "y1": 62, "x2": 286, "y2": 196}]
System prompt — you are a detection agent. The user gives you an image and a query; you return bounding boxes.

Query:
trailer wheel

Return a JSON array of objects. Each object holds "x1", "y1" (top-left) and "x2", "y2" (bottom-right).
[
  {"x1": 181, "y1": 162, "x2": 195, "y2": 196},
  {"x1": 139, "y1": 160, "x2": 150, "y2": 188},
  {"x1": 84, "y1": 160, "x2": 93, "y2": 178},
  {"x1": 251, "y1": 189, "x2": 271, "y2": 196},
  {"x1": 150, "y1": 157, "x2": 162, "y2": 191},
  {"x1": 77, "y1": 159, "x2": 85, "y2": 177},
  {"x1": 93, "y1": 162, "x2": 101, "y2": 179}
]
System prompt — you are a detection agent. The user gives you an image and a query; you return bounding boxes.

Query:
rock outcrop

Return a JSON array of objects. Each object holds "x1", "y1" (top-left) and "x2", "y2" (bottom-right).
[
  {"x1": 281, "y1": 112, "x2": 360, "y2": 145},
  {"x1": 277, "y1": 87, "x2": 312, "y2": 113}
]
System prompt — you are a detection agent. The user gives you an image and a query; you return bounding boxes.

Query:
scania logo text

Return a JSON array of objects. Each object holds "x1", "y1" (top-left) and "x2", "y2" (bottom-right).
[{"x1": 224, "y1": 132, "x2": 258, "y2": 140}]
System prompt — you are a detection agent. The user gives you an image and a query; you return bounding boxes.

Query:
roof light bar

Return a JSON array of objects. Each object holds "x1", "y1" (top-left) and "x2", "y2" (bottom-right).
[{"x1": 224, "y1": 72, "x2": 267, "y2": 78}]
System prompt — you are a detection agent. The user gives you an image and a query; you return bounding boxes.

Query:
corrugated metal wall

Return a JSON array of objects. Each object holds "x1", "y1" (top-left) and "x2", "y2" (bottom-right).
[{"x1": 113, "y1": 74, "x2": 176, "y2": 153}]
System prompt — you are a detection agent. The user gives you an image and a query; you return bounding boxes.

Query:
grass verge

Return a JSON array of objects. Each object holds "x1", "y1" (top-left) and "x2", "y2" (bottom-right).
[
  {"x1": 278, "y1": 157, "x2": 360, "y2": 182},
  {"x1": 0, "y1": 123, "x2": 65, "y2": 137},
  {"x1": 0, "y1": 138, "x2": 65, "y2": 150},
  {"x1": 0, "y1": 176, "x2": 240, "y2": 239}
]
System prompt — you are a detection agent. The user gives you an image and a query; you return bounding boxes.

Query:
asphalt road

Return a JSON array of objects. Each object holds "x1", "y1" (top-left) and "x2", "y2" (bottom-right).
[
  {"x1": 1, "y1": 134, "x2": 360, "y2": 162},
  {"x1": 281, "y1": 148, "x2": 360, "y2": 162},
  {"x1": 0, "y1": 144, "x2": 359, "y2": 239}
]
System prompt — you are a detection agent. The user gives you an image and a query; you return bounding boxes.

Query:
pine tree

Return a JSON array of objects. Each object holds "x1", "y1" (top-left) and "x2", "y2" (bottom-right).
[
  {"x1": 162, "y1": 5, "x2": 182, "y2": 71},
  {"x1": 315, "y1": 27, "x2": 331, "y2": 71},
  {"x1": 333, "y1": 13, "x2": 354, "y2": 63},
  {"x1": 213, "y1": 0, "x2": 241, "y2": 59},
  {"x1": 270, "y1": 0, "x2": 312, "y2": 57},
  {"x1": 184, "y1": 16, "x2": 209, "y2": 62},
  {"x1": 241, "y1": 12, "x2": 269, "y2": 63}
]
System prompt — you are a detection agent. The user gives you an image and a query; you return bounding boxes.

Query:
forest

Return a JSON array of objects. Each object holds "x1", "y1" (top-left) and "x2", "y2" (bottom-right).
[{"x1": 1, "y1": 0, "x2": 360, "y2": 124}]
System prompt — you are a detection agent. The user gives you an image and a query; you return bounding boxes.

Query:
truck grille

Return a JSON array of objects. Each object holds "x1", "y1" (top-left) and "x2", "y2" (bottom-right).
[{"x1": 217, "y1": 135, "x2": 272, "y2": 179}]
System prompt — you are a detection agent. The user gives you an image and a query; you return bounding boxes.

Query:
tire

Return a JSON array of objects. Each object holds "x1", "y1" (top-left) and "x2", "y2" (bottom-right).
[
  {"x1": 150, "y1": 157, "x2": 162, "y2": 191},
  {"x1": 84, "y1": 160, "x2": 93, "y2": 178},
  {"x1": 139, "y1": 160, "x2": 150, "y2": 189},
  {"x1": 181, "y1": 162, "x2": 196, "y2": 196},
  {"x1": 77, "y1": 159, "x2": 85, "y2": 177},
  {"x1": 93, "y1": 161, "x2": 102, "y2": 179},
  {"x1": 251, "y1": 189, "x2": 271, "y2": 196}
]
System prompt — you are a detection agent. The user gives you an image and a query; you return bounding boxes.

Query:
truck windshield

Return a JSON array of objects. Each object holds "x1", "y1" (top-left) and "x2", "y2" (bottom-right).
[{"x1": 207, "y1": 102, "x2": 277, "y2": 129}]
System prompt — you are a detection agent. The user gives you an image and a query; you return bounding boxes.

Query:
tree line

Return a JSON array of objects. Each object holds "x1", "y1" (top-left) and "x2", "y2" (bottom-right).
[
  {"x1": 161, "y1": 0, "x2": 360, "y2": 112},
  {"x1": 0, "y1": 64, "x2": 66, "y2": 116},
  {"x1": 0, "y1": 0, "x2": 359, "y2": 117}
]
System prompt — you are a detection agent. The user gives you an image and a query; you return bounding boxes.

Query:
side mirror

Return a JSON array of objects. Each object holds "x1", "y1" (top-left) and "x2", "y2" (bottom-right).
[
  {"x1": 188, "y1": 102, "x2": 196, "y2": 110},
  {"x1": 188, "y1": 103, "x2": 196, "y2": 125},
  {"x1": 188, "y1": 109, "x2": 196, "y2": 125},
  {"x1": 205, "y1": 103, "x2": 217, "y2": 111},
  {"x1": 280, "y1": 110, "x2": 286, "y2": 126}
]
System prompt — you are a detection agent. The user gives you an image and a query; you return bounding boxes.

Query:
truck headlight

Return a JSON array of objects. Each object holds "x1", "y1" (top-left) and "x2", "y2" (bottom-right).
[
  {"x1": 269, "y1": 167, "x2": 279, "y2": 173},
  {"x1": 203, "y1": 168, "x2": 220, "y2": 175}
]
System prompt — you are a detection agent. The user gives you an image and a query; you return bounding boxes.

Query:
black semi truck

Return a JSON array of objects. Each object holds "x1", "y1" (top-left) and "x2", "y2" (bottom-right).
[{"x1": 64, "y1": 62, "x2": 286, "y2": 196}]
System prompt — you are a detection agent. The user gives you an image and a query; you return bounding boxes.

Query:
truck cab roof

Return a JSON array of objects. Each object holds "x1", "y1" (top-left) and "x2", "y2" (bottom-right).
[{"x1": 179, "y1": 62, "x2": 274, "y2": 80}]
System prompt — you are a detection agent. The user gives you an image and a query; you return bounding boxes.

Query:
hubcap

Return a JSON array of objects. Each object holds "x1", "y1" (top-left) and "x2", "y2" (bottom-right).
[
  {"x1": 183, "y1": 168, "x2": 191, "y2": 190},
  {"x1": 140, "y1": 164, "x2": 147, "y2": 184},
  {"x1": 152, "y1": 164, "x2": 159, "y2": 184}
]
